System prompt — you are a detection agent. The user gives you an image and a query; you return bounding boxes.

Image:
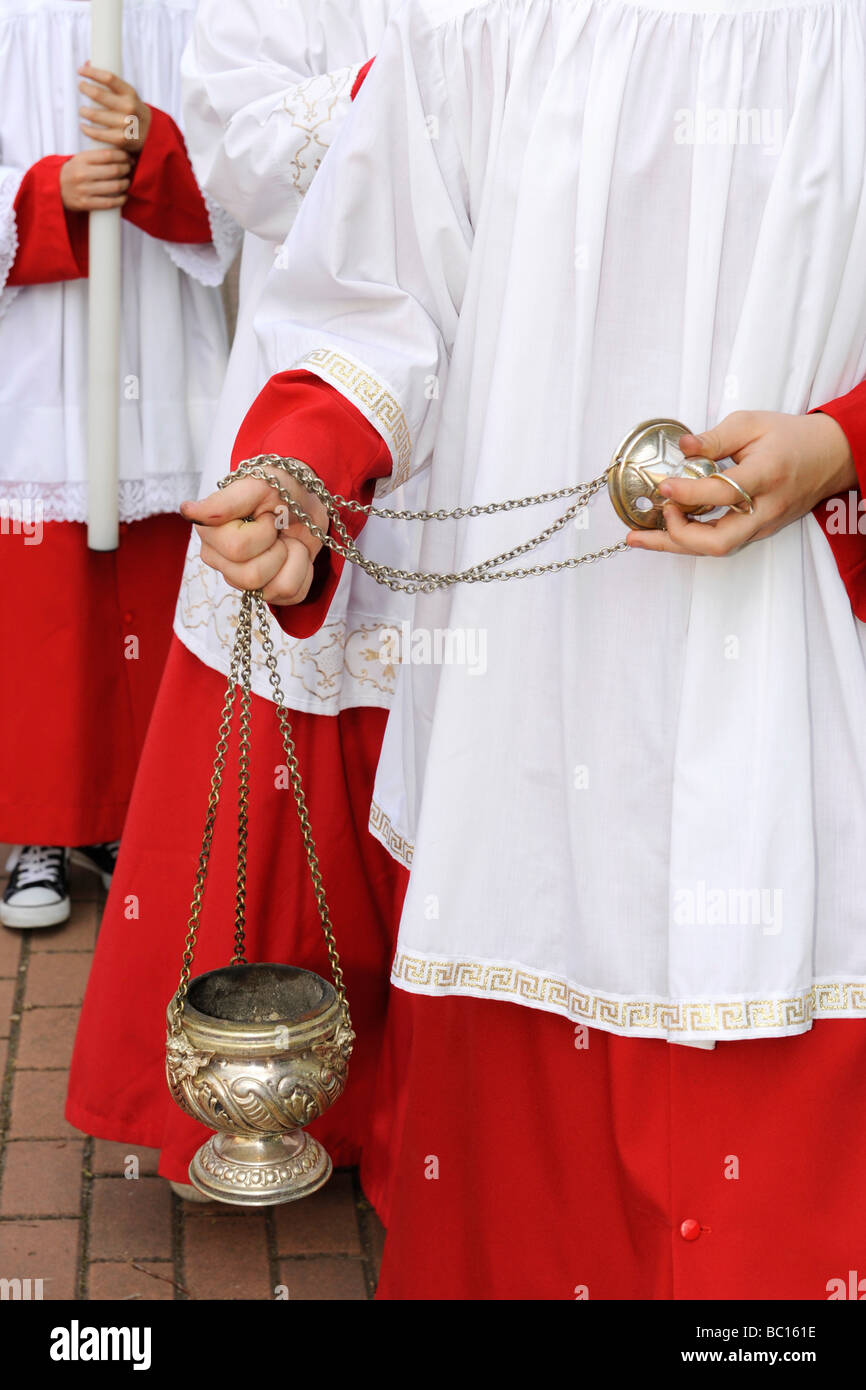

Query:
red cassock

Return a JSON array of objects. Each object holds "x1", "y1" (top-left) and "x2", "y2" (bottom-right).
[
  {"x1": 70, "y1": 365, "x2": 866, "y2": 1299},
  {"x1": 0, "y1": 108, "x2": 212, "y2": 846}
]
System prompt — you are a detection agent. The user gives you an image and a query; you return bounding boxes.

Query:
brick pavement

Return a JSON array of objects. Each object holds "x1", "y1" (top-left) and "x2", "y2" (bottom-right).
[{"x1": 0, "y1": 845, "x2": 384, "y2": 1301}]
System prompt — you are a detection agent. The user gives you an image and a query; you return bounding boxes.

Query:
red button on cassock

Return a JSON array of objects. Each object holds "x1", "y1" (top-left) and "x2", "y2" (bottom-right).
[
  {"x1": 680, "y1": 1219, "x2": 702, "y2": 1242},
  {"x1": 122, "y1": 611, "x2": 134, "y2": 624}
]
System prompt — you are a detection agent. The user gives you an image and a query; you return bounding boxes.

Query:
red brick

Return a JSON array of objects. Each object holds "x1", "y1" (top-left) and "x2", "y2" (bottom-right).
[
  {"x1": 30, "y1": 901, "x2": 99, "y2": 953},
  {"x1": 15, "y1": 1006, "x2": 80, "y2": 1070},
  {"x1": 184, "y1": 1212, "x2": 271, "y2": 1299},
  {"x1": 88, "y1": 1260, "x2": 176, "y2": 1301},
  {"x1": 273, "y1": 1171, "x2": 361, "y2": 1256},
  {"x1": 9, "y1": 1069, "x2": 79, "y2": 1139},
  {"x1": 89, "y1": 1176, "x2": 172, "y2": 1260},
  {"x1": 25, "y1": 952, "x2": 92, "y2": 1007},
  {"x1": 0, "y1": 1218, "x2": 80, "y2": 1300},
  {"x1": 0, "y1": 924, "x2": 22, "y2": 977},
  {"x1": 276, "y1": 1256, "x2": 368, "y2": 1301},
  {"x1": 0, "y1": 1139, "x2": 85, "y2": 1217},
  {"x1": 0, "y1": 977, "x2": 16, "y2": 1037},
  {"x1": 91, "y1": 1140, "x2": 160, "y2": 1177}
]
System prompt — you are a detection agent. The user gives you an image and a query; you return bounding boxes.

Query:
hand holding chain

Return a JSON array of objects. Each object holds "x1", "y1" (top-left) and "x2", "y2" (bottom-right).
[{"x1": 218, "y1": 417, "x2": 745, "y2": 595}]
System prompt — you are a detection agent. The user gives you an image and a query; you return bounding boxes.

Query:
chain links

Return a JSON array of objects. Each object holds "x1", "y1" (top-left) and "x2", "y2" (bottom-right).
[
  {"x1": 219, "y1": 454, "x2": 628, "y2": 594},
  {"x1": 173, "y1": 452, "x2": 628, "y2": 1036},
  {"x1": 171, "y1": 589, "x2": 353, "y2": 1037},
  {"x1": 171, "y1": 632, "x2": 243, "y2": 1034},
  {"x1": 256, "y1": 598, "x2": 351, "y2": 1027}
]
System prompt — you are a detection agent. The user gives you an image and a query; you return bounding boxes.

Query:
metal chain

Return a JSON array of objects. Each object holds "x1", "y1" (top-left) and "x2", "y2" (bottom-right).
[
  {"x1": 233, "y1": 593, "x2": 252, "y2": 967},
  {"x1": 173, "y1": 451, "x2": 628, "y2": 1035},
  {"x1": 170, "y1": 632, "x2": 243, "y2": 1034},
  {"x1": 171, "y1": 589, "x2": 353, "y2": 1037},
  {"x1": 255, "y1": 596, "x2": 352, "y2": 1034},
  {"x1": 219, "y1": 455, "x2": 628, "y2": 594}
]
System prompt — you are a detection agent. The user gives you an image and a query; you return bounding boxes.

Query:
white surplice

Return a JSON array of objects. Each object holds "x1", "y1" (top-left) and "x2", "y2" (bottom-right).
[
  {"x1": 176, "y1": 0, "x2": 421, "y2": 716},
  {"x1": 251, "y1": 0, "x2": 866, "y2": 1042},
  {"x1": 0, "y1": 0, "x2": 240, "y2": 523}
]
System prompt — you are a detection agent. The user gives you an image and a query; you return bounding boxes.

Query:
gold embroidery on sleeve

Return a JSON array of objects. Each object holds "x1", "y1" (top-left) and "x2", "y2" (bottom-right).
[{"x1": 295, "y1": 347, "x2": 412, "y2": 488}]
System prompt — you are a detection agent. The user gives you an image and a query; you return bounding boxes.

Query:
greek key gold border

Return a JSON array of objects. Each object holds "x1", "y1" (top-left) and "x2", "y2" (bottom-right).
[
  {"x1": 369, "y1": 799, "x2": 414, "y2": 867},
  {"x1": 295, "y1": 348, "x2": 412, "y2": 487},
  {"x1": 390, "y1": 954, "x2": 866, "y2": 1035}
]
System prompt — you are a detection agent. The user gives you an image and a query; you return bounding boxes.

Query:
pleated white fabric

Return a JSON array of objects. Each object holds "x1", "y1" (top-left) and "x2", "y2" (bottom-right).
[
  {"x1": 175, "y1": 0, "x2": 421, "y2": 715},
  {"x1": 253, "y1": 0, "x2": 866, "y2": 1041},
  {"x1": 0, "y1": 0, "x2": 240, "y2": 522}
]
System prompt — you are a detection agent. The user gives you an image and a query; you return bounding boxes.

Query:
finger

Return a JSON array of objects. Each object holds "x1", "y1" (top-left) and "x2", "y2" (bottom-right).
[
  {"x1": 627, "y1": 501, "x2": 759, "y2": 556},
  {"x1": 78, "y1": 79, "x2": 129, "y2": 111},
  {"x1": 80, "y1": 106, "x2": 122, "y2": 128},
  {"x1": 84, "y1": 161, "x2": 132, "y2": 180},
  {"x1": 84, "y1": 178, "x2": 130, "y2": 197},
  {"x1": 657, "y1": 468, "x2": 757, "y2": 513},
  {"x1": 678, "y1": 411, "x2": 762, "y2": 465},
  {"x1": 277, "y1": 515, "x2": 324, "y2": 562},
  {"x1": 260, "y1": 538, "x2": 316, "y2": 605},
  {"x1": 194, "y1": 514, "x2": 280, "y2": 566},
  {"x1": 80, "y1": 122, "x2": 125, "y2": 146},
  {"x1": 79, "y1": 63, "x2": 125, "y2": 93},
  {"x1": 78, "y1": 195, "x2": 129, "y2": 210},
  {"x1": 198, "y1": 536, "x2": 288, "y2": 593},
  {"x1": 84, "y1": 170, "x2": 131, "y2": 189},
  {"x1": 79, "y1": 147, "x2": 132, "y2": 169},
  {"x1": 661, "y1": 499, "x2": 758, "y2": 555},
  {"x1": 181, "y1": 479, "x2": 278, "y2": 526}
]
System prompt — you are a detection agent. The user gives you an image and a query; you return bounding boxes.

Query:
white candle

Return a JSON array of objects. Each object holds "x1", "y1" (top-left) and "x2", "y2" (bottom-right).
[{"x1": 86, "y1": 0, "x2": 123, "y2": 551}]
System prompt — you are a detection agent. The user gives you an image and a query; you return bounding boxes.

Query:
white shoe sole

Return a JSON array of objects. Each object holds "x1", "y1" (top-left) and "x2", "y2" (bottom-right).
[
  {"x1": 168, "y1": 1180, "x2": 214, "y2": 1204},
  {"x1": 0, "y1": 896, "x2": 72, "y2": 930},
  {"x1": 68, "y1": 850, "x2": 113, "y2": 892}
]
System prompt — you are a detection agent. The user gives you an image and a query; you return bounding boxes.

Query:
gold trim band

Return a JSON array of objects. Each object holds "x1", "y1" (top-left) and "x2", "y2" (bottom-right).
[
  {"x1": 369, "y1": 800, "x2": 414, "y2": 868},
  {"x1": 295, "y1": 348, "x2": 412, "y2": 488},
  {"x1": 390, "y1": 951, "x2": 866, "y2": 1037}
]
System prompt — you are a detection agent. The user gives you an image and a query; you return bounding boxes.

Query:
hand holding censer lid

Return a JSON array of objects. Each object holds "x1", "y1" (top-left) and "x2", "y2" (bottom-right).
[{"x1": 607, "y1": 417, "x2": 729, "y2": 529}]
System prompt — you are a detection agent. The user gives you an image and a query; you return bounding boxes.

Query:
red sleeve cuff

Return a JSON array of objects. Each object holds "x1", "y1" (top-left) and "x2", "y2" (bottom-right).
[
  {"x1": 810, "y1": 384, "x2": 866, "y2": 622},
  {"x1": 351, "y1": 58, "x2": 376, "y2": 100},
  {"x1": 123, "y1": 106, "x2": 211, "y2": 244},
  {"x1": 231, "y1": 371, "x2": 393, "y2": 638},
  {"x1": 7, "y1": 156, "x2": 88, "y2": 286}
]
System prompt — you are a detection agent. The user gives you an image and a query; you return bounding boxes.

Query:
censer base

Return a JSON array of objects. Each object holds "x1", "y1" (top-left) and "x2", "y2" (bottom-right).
[{"x1": 189, "y1": 1128, "x2": 333, "y2": 1208}]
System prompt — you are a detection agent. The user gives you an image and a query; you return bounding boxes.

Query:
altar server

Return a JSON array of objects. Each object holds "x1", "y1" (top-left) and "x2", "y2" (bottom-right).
[
  {"x1": 186, "y1": 0, "x2": 866, "y2": 1297},
  {"x1": 67, "y1": 0, "x2": 410, "y2": 1199},
  {"x1": 0, "y1": 0, "x2": 239, "y2": 929}
]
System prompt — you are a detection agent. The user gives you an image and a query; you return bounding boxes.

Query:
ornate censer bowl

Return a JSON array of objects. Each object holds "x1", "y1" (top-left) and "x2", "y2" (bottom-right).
[
  {"x1": 166, "y1": 590, "x2": 354, "y2": 1207},
  {"x1": 167, "y1": 963, "x2": 353, "y2": 1206}
]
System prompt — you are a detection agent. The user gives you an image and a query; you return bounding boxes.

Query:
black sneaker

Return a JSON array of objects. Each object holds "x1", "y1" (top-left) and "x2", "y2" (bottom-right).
[
  {"x1": 69, "y1": 841, "x2": 120, "y2": 891},
  {"x1": 1, "y1": 845, "x2": 71, "y2": 929}
]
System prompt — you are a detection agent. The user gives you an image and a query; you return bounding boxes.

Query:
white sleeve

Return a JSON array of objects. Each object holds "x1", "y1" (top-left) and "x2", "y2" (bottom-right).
[
  {"x1": 181, "y1": 0, "x2": 391, "y2": 243},
  {"x1": 252, "y1": 0, "x2": 473, "y2": 493},
  {"x1": 0, "y1": 162, "x2": 24, "y2": 321}
]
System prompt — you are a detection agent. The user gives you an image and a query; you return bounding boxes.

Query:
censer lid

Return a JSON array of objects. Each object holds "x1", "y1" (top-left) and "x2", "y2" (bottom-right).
[
  {"x1": 607, "y1": 417, "x2": 720, "y2": 529},
  {"x1": 187, "y1": 963, "x2": 334, "y2": 1027}
]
